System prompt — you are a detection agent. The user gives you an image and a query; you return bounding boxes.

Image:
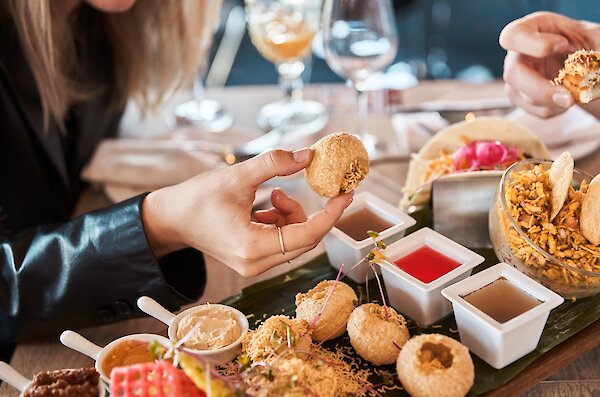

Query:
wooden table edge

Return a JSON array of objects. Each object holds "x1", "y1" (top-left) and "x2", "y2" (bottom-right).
[{"x1": 483, "y1": 320, "x2": 600, "y2": 396}]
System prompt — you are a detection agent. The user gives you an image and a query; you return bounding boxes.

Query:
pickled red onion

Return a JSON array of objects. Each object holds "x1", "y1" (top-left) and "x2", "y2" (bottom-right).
[{"x1": 453, "y1": 141, "x2": 518, "y2": 171}]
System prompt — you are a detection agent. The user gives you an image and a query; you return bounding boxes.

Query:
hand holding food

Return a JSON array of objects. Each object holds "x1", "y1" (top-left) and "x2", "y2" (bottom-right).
[
  {"x1": 499, "y1": 12, "x2": 600, "y2": 118},
  {"x1": 142, "y1": 149, "x2": 353, "y2": 277}
]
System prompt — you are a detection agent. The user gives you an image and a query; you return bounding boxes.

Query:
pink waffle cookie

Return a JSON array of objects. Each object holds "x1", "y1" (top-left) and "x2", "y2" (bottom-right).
[{"x1": 110, "y1": 361, "x2": 205, "y2": 397}]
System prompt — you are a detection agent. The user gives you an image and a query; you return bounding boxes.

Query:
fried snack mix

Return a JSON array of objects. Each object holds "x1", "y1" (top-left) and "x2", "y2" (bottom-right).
[{"x1": 500, "y1": 164, "x2": 600, "y2": 291}]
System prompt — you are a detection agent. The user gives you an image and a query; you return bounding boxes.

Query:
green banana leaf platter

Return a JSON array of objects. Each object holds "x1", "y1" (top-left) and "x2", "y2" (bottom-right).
[{"x1": 221, "y1": 209, "x2": 600, "y2": 396}]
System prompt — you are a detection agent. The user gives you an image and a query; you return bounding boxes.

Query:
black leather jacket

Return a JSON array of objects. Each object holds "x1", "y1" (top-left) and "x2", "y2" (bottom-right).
[{"x1": 0, "y1": 5, "x2": 205, "y2": 350}]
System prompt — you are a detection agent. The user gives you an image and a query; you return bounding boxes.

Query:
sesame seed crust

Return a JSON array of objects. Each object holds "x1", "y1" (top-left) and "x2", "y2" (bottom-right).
[{"x1": 554, "y1": 49, "x2": 600, "y2": 104}]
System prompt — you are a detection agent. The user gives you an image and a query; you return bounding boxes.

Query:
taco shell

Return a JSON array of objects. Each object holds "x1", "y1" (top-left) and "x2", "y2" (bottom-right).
[{"x1": 401, "y1": 117, "x2": 551, "y2": 209}]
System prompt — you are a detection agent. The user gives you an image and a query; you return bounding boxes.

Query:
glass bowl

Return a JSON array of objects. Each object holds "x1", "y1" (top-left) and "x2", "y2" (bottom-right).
[{"x1": 489, "y1": 159, "x2": 600, "y2": 299}]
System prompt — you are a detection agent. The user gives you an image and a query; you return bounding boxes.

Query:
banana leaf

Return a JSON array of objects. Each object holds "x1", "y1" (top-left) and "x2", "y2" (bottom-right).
[{"x1": 221, "y1": 209, "x2": 600, "y2": 396}]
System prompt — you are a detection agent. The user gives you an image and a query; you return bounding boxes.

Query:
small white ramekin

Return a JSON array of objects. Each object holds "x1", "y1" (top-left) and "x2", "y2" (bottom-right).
[
  {"x1": 324, "y1": 191, "x2": 416, "y2": 283},
  {"x1": 441, "y1": 262, "x2": 563, "y2": 369},
  {"x1": 379, "y1": 227, "x2": 484, "y2": 326}
]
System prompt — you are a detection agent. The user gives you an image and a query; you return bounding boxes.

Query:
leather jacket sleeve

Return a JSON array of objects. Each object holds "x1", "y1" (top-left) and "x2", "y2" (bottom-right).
[{"x1": 0, "y1": 194, "x2": 206, "y2": 346}]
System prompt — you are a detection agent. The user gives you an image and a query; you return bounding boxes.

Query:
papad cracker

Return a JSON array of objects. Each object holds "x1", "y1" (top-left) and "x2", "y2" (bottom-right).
[
  {"x1": 549, "y1": 151, "x2": 574, "y2": 221},
  {"x1": 581, "y1": 173, "x2": 600, "y2": 246}
]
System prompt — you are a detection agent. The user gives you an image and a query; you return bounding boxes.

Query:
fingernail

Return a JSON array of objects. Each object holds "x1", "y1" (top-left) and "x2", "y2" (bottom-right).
[
  {"x1": 292, "y1": 148, "x2": 310, "y2": 163},
  {"x1": 553, "y1": 40, "x2": 569, "y2": 53},
  {"x1": 552, "y1": 91, "x2": 573, "y2": 108},
  {"x1": 344, "y1": 194, "x2": 354, "y2": 208}
]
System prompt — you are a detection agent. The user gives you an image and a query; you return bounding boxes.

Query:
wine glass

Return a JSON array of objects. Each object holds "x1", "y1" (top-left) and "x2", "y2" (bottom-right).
[
  {"x1": 245, "y1": 0, "x2": 327, "y2": 133},
  {"x1": 173, "y1": 77, "x2": 234, "y2": 132},
  {"x1": 322, "y1": 0, "x2": 398, "y2": 155},
  {"x1": 174, "y1": 1, "x2": 234, "y2": 133}
]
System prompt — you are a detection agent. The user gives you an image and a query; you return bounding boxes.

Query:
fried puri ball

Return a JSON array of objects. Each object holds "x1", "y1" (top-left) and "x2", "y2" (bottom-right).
[
  {"x1": 295, "y1": 280, "x2": 358, "y2": 342},
  {"x1": 242, "y1": 315, "x2": 312, "y2": 362},
  {"x1": 347, "y1": 303, "x2": 409, "y2": 365},
  {"x1": 396, "y1": 334, "x2": 474, "y2": 397},
  {"x1": 305, "y1": 132, "x2": 369, "y2": 197}
]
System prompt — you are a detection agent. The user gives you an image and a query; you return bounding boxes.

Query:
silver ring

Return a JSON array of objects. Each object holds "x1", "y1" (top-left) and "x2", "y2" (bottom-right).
[{"x1": 277, "y1": 226, "x2": 286, "y2": 256}]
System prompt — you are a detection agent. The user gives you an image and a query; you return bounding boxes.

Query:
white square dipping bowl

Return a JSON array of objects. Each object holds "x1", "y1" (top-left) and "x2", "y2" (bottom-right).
[
  {"x1": 441, "y1": 263, "x2": 564, "y2": 369},
  {"x1": 324, "y1": 191, "x2": 416, "y2": 283},
  {"x1": 378, "y1": 227, "x2": 484, "y2": 327}
]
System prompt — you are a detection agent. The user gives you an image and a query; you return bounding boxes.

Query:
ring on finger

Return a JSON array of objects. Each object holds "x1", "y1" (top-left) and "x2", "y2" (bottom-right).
[{"x1": 277, "y1": 226, "x2": 292, "y2": 264}]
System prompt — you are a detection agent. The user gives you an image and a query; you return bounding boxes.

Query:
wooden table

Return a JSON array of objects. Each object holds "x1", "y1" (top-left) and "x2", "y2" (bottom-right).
[{"x1": 2, "y1": 81, "x2": 599, "y2": 397}]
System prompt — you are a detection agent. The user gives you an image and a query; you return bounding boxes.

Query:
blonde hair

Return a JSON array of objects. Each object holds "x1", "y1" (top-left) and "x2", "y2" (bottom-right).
[{"x1": 5, "y1": 0, "x2": 221, "y2": 129}]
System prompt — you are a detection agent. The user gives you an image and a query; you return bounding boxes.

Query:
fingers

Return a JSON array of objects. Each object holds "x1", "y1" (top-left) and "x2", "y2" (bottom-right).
[
  {"x1": 500, "y1": 20, "x2": 569, "y2": 57},
  {"x1": 253, "y1": 209, "x2": 284, "y2": 225},
  {"x1": 242, "y1": 192, "x2": 353, "y2": 262},
  {"x1": 503, "y1": 52, "x2": 573, "y2": 109},
  {"x1": 225, "y1": 193, "x2": 353, "y2": 277},
  {"x1": 270, "y1": 188, "x2": 307, "y2": 223},
  {"x1": 253, "y1": 189, "x2": 308, "y2": 226},
  {"x1": 234, "y1": 148, "x2": 313, "y2": 187},
  {"x1": 232, "y1": 245, "x2": 313, "y2": 277},
  {"x1": 505, "y1": 85, "x2": 569, "y2": 119},
  {"x1": 274, "y1": 192, "x2": 354, "y2": 252}
]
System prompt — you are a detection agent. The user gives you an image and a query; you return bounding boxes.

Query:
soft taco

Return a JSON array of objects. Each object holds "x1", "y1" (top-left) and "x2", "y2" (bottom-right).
[{"x1": 401, "y1": 117, "x2": 551, "y2": 209}]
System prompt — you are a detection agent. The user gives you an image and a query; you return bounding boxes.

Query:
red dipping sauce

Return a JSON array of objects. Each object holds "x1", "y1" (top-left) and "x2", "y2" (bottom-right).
[{"x1": 393, "y1": 246, "x2": 461, "y2": 284}]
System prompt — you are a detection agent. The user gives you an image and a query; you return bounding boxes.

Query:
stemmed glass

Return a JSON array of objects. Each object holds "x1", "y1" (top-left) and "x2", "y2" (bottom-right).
[
  {"x1": 245, "y1": 0, "x2": 327, "y2": 132},
  {"x1": 173, "y1": 77, "x2": 234, "y2": 132},
  {"x1": 322, "y1": 0, "x2": 398, "y2": 154},
  {"x1": 173, "y1": 0, "x2": 233, "y2": 133}
]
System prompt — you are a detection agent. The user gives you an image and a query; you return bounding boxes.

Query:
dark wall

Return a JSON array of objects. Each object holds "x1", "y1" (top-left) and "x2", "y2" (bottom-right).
[{"x1": 213, "y1": 0, "x2": 600, "y2": 86}]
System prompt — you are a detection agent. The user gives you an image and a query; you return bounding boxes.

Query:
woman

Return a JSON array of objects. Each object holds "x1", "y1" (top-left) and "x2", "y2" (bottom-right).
[
  {"x1": 0, "y1": 0, "x2": 352, "y2": 357},
  {"x1": 499, "y1": 11, "x2": 600, "y2": 119}
]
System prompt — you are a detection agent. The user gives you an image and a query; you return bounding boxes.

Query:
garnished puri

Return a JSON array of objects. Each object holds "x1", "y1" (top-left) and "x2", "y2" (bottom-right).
[{"x1": 396, "y1": 334, "x2": 474, "y2": 397}]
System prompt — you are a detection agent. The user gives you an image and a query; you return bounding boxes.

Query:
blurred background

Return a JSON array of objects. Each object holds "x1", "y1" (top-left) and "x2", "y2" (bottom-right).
[{"x1": 204, "y1": 0, "x2": 600, "y2": 88}]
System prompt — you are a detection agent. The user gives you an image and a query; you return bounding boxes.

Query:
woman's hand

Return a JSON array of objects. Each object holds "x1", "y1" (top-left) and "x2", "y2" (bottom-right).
[
  {"x1": 499, "y1": 12, "x2": 600, "y2": 118},
  {"x1": 142, "y1": 148, "x2": 353, "y2": 277}
]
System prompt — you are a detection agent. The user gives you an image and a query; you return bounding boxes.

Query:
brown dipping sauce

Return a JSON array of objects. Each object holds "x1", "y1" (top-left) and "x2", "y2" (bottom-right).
[
  {"x1": 462, "y1": 278, "x2": 542, "y2": 323},
  {"x1": 24, "y1": 367, "x2": 99, "y2": 397},
  {"x1": 101, "y1": 339, "x2": 155, "y2": 378},
  {"x1": 336, "y1": 208, "x2": 394, "y2": 241}
]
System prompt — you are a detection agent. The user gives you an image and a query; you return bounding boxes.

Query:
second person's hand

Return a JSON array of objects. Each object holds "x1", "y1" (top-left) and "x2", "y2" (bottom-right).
[{"x1": 499, "y1": 11, "x2": 600, "y2": 118}]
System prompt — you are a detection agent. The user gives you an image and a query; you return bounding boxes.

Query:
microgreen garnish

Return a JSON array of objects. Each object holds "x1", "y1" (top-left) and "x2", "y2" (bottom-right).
[
  {"x1": 149, "y1": 340, "x2": 167, "y2": 360},
  {"x1": 367, "y1": 230, "x2": 380, "y2": 239}
]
